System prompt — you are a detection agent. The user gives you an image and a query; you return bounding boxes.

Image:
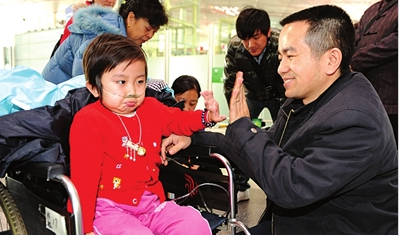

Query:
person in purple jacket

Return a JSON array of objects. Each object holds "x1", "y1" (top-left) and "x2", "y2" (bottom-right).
[{"x1": 351, "y1": 0, "x2": 398, "y2": 147}]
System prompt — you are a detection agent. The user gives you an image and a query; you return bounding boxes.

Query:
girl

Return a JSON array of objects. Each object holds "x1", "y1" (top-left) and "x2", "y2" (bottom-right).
[{"x1": 69, "y1": 33, "x2": 225, "y2": 235}]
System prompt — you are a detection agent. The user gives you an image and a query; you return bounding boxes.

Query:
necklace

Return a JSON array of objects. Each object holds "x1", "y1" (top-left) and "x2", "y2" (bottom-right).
[{"x1": 115, "y1": 112, "x2": 146, "y2": 161}]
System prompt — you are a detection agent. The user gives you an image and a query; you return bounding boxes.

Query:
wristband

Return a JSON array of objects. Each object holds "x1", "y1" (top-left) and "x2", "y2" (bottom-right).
[{"x1": 201, "y1": 109, "x2": 216, "y2": 127}]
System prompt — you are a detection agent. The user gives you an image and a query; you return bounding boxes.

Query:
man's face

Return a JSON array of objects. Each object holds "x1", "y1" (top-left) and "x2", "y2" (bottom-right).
[
  {"x1": 277, "y1": 21, "x2": 328, "y2": 105},
  {"x1": 241, "y1": 30, "x2": 269, "y2": 57}
]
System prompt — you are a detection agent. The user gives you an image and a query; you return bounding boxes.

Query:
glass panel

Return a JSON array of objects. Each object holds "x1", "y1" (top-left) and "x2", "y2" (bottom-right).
[{"x1": 142, "y1": 0, "x2": 239, "y2": 58}]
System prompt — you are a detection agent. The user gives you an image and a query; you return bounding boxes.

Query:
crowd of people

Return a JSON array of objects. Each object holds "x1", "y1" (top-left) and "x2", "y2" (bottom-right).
[{"x1": 0, "y1": 0, "x2": 397, "y2": 234}]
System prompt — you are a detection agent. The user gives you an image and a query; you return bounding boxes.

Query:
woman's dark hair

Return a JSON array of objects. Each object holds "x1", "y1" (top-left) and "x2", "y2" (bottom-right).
[
  {"x1": 83, "y1": 33, "x2": 147, "y2": 98},
  {"x1": 119, "y1": 0, "x2": 168, "y2": 29},
  {"x1": 171, "y1": 75, "x2": 201, "y2": 98},
  {"x1": 236, "y1": 6, "x2": 271, "y2": 40}
]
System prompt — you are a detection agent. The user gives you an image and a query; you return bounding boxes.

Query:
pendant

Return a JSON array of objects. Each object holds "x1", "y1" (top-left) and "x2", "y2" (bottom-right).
[
  {"x1": 137, "y1": 146, "x2": 146, "y2": 156},
  {"x1": 122, "y1": 138, "x2": 146, "y2": 157}
]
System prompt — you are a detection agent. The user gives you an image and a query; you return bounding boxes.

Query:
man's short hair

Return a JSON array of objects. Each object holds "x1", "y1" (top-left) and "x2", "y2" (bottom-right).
[
  {"x1": 280, "y1": 5, "x2": 355, "y2": 71},
  {"x1": 236, "y1": 6, "x2": 271, "y2": 40}
]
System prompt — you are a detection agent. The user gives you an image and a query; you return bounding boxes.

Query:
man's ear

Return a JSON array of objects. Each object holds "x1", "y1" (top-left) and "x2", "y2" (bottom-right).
[
  {"x1": 267, "y1": 28, "x2": 271, "y2": 38},
  {"x1": 86, "y1": 82, "x2": 99, "y2": 98},
  {"x1": 326, "y1": 48, "x2": 342, "y2": 76}
]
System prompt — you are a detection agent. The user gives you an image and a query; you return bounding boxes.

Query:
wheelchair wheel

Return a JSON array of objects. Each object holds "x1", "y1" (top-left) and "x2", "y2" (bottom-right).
[{"x1": 0, "y1": 181, "x2": 27, "y2": 235}]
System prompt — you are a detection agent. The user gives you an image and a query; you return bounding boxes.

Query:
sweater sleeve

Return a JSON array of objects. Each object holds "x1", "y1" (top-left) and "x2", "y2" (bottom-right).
[
  {"x1": 68, "y1": 109, "x2": 104, "y2": 234},
  {"x1": 147, "y1": 98, "x2": 205, "y2": 137}
]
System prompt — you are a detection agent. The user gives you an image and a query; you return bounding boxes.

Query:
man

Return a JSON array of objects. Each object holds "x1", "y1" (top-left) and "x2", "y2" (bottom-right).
[
  {"x1": 163, "y1": 4, "x2": 398, "y2": 234},
  {"x1": 223, "y1": 6, "x2": 285, "y2": 121},
  {"x1": 223, "y1": 6, "x2": 286, "y2": 202},
  {"x1": 351, "y1": 0, "x2": 398, "y2": 147}
]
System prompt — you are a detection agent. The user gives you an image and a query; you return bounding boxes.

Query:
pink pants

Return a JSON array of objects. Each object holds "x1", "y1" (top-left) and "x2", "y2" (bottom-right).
[{"x1": 92, "y1": 191, "x2": 212, "y2": 235}]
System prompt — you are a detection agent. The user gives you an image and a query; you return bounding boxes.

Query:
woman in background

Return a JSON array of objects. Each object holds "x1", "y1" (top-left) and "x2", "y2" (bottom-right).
[
  {"x1": 170, "y1": 74, "x2": 251, "y2": 202},
  {"x1": 171, "y1": 75, "x2": 201, "y2": 111},
  {"x1": 43, "y1": 0, "x2": 168, "y2": 85}
]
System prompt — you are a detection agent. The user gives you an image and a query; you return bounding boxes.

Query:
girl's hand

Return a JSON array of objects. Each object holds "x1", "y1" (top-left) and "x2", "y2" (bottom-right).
[{"x1": 201, "y1": 91, "x2": 226, "y2": 123}]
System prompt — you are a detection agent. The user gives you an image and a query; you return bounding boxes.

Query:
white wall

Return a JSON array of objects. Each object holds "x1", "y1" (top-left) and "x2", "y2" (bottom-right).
[{"x1": 14, "y1": 28, "x2": 63, "y2": 73}]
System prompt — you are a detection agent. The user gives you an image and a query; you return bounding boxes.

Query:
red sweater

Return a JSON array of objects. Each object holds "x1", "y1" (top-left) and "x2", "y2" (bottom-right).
[{"x1": 69, "y1": 98, "x2": 206, "y2": 233}]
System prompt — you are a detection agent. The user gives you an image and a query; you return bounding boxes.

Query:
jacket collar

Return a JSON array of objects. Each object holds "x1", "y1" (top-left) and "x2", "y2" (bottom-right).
[{"x1": 281, "y1": 69, "x2": 352, "y2": 118}]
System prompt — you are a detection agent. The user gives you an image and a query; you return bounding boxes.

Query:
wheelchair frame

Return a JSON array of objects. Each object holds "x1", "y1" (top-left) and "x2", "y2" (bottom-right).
[{"x1": 0, "y1": 145, "x2": 250, "y2": 235}]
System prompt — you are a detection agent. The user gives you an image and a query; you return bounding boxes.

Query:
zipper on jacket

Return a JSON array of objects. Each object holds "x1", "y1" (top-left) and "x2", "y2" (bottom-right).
[
  {"x1": 273, "y1": 108, "x2": 294, "y2": 234},
  {"x1": 278, "y1": 109, "x2": 294, "y2": 146}
]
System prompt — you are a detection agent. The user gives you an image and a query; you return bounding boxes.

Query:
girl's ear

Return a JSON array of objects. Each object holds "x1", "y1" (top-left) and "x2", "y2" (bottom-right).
[{"x1": 86, "y1": 81, "x2": 99, "y2": 97}]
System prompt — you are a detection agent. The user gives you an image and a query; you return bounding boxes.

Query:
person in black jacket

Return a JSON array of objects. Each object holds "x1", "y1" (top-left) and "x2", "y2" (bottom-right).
[
  {"x1": 163, "y1": 4, "x2": 398, "y2": 234},
  {"x1": 224, "y1": 6, "x2": 285, "y2": 122},
  {"x1": 223, "y1": 6, "x2": 286, "y2": 203}
]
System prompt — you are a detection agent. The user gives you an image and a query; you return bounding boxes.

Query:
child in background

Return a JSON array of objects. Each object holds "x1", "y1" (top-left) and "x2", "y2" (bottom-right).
[
  {"x1": 69, "y1": 33, "x2": 225, "y2": 234},
  {"x1": 50, "y1": 0, "x2": 117, "y2": 58},
  {"x1": 170, "y1": 75, "x2": 251, "y2": 203},
  {"x1": 171, "y1": 75, "x2": 201, "y2": 111}
]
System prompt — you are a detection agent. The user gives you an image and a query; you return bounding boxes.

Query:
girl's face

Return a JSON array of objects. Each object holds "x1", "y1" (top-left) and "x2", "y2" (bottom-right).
[
  {"x1": 88, "y1": 60, "x2": 147, "y2": 115},
  {"x1": 174, "y1": 89, "x2": 199, "y2": 111}
]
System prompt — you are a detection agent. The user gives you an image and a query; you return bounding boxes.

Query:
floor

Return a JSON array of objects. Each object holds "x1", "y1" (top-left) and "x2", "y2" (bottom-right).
[
  {"x1": 216, "y1": 179, "x2": 266, "y2": 235},
  {"x1": 204, "y1": 124, "x2": 269, "y2": 235}
]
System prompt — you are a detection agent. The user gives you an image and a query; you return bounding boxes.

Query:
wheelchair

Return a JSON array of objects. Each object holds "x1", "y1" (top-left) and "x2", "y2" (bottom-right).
[
  {"x1": 0, "y1": 85, "x2": 251, "y2": 234},
  {"x1": 0, "y1": 144, "x2": 251, "y2": 235}
]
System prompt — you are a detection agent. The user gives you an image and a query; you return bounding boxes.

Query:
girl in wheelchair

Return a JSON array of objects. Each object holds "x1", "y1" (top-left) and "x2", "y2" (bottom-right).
[{"x1": 68, "y1": 33, "x2": 226, "y2": 234}]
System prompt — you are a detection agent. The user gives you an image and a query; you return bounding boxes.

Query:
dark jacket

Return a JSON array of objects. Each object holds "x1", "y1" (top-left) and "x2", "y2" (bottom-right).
[
  {"x1": 0, "y1": 87, "x2": 180, "y2": 178},
  {"x1": 351, "y1": 0, "x2": 398, "y2": 115},
  {"x1": 223, "y1": 29, "x2": 285, "y2": 104},
  {"x1": 220, "y1": 70, "x2": 398, "y2": 234}
]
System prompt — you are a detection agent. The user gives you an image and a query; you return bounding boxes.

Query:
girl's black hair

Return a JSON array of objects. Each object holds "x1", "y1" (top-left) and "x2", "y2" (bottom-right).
[
  {"x1": 236, "y1": 6, "x2": 271, "y2": 40},
  {"x1": 172, "y1": 75, "x2": 201, "y2": 98},
  {"x1": 83, "y1": 33, "x2": 147, "y2": 98}
]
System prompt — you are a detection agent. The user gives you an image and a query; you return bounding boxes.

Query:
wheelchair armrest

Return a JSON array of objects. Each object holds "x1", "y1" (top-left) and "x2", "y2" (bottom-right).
[
  {"x1": 16, "y1": 162, "x2": 65, "y2": 181},
  {"x1": 168, "y1": 144, "x2": 219, "y2": 158}
]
